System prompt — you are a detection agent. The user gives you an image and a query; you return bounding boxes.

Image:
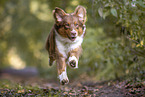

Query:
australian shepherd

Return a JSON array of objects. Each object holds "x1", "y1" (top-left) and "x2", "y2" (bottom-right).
[{"x1": 45, "y1": 5, "x2": 86, "y2": 85}]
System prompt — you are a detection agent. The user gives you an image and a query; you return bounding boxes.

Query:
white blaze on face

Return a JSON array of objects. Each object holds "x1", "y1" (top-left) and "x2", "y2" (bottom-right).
[{"x1": 71, "y1": 29, "x2": 78, "y2": 37}]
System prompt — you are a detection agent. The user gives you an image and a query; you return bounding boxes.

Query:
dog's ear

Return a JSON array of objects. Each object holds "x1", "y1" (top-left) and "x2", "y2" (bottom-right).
[
  {"x1": 53, "y1": 7, "x2": 67, "y2": 22},
  {"x1": 73, "y1": 5, "x2": 86, "y2": 24}
]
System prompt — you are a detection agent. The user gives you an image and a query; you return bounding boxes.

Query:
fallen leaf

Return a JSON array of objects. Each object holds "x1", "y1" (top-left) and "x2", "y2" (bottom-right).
[{"x1": 18, "y1": 89, "x2": 25, "y2": 93}]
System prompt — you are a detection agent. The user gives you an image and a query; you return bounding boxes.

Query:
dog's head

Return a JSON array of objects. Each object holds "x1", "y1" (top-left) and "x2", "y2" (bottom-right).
[{"x1": 53, "y1": 5, "x2": 86, "y2": 41}]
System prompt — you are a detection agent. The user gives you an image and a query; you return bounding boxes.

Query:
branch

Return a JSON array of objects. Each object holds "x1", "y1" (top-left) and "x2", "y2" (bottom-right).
[{"x1": 126, "y1": 36, "x2": 145, "y2": 48}]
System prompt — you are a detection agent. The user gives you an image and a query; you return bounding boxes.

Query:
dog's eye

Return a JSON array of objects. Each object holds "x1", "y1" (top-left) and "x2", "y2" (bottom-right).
[
  {"x1": 64, "y1": 23, "x2": 70, "y2": 29},
  {"x1": 75, "y1": 23, "x2": 78, "y2": 26},
  {"x1": 75, "y1": 23, "x2": 79, "y2": 29},
  {"x1": 65, "y1": 23, "x2": 70, "y2": 27}
]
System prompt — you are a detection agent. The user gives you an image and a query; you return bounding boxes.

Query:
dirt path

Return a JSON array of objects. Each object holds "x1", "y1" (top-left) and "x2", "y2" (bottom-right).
[{"x1": 0, "y1": 72, "x2": 145, "y2": 96}]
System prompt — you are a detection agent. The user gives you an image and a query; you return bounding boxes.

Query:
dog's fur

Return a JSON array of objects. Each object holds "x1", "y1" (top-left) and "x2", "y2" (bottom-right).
[{"x1": 45, "y1": 5, "x2": 86, "y2": 85}]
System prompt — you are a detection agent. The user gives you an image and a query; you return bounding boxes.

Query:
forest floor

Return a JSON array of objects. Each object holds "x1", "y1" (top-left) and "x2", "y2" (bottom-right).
[{"x1": 0, "y1": 71, "x2": 145, "y2": 97}]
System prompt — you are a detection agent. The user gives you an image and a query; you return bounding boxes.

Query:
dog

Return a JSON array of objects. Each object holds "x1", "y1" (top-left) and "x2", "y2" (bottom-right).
[{"x1": 45, "y1": 5, "x2": 86, "y2": 85}]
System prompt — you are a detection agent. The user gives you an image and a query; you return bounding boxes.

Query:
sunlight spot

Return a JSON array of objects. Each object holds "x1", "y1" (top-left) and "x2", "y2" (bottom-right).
[
  {"x1": 30, "y1": 0, "x2": 53, "y2": 21},
  {"x1": 71, "y1": 0, "x2": 79, "y2": 6},
  {"x1": 8, "y1": 48, "x2": 26, "y2": 70},
  {"x1": 1, "y1": 16, "x2": 12, "y2": 34},
  {"x1": 29, "y1": 41, "x2": 42, "y2": 59},
  {"x1": 30, "y1": 0, "x2": 39, "y2": 13}
]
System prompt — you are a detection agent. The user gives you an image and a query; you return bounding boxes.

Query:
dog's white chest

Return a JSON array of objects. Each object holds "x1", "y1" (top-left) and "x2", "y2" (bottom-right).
[{"x1": 55, "y1": 36, "x2": 83, "y2": 58}]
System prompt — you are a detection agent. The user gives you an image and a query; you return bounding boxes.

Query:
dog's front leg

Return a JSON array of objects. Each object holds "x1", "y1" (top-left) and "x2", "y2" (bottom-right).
[
  {"x1": 68, "y1": 47, "x2": 82, "y2": 69},
  {"x1": 57, "y1": 57, "x2": 69, "y2": 85},
  {"x1": 68, "y1": 54, "x2": 79, "y2": 69}
]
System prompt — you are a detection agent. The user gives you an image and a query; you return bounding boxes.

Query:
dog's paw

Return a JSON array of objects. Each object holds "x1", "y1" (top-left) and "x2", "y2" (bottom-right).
[
  {"x1": 69, "y1": 60, "x2": 76, "y2": 67},
  {"x1": 68, "y1": 56, "x2": 78, "y2": 69},
  {"x1": 58, "y1": 71, "x2": 69, "y2": 85},
  {"x1": 61, "y1": 79, "x2": 69, "y2": 85}
]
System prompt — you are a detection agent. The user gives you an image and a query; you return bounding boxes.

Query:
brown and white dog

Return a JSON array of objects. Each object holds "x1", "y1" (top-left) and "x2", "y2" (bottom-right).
[{"x1": 45, "y1": 5, "x2": 86, "y2": 85}]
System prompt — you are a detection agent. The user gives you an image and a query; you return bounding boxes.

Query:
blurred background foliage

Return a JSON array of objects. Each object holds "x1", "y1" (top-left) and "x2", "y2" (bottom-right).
[{"x1": 0, "y1": 0, "x2": 145, "y2": 81}]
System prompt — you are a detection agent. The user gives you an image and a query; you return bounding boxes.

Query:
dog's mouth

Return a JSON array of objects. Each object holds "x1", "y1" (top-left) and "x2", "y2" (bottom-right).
[
  {"x1": 70, "y1": 36, "x2": 76, "y2": 41},
  {"x1": 66, "y1": 33, "x2": 77, "y2": 41}
]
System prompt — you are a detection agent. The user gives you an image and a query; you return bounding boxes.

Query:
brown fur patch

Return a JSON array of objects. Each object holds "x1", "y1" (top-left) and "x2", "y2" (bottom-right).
[
  {"x1": 45, "y1": 26, "x2": 56, "y2": 65},
  {"x1": 68, "y1": 46, "x2": 82, "y2": 59},
  {"x1": 56, "y1": 57, "x2": 66, "y2": 75}
]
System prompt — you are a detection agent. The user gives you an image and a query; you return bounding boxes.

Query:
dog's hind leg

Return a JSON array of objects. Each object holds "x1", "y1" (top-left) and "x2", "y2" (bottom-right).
[
  {"x1": 49, "y1": 58, "x2": 55, "y2": 66},
  {"x1": 49, "y1": 59, "x2": 54, "y2": 66}
]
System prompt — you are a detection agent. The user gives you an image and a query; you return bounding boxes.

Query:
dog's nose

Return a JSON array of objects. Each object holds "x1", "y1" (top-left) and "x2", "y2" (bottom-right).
[{"x1": 71, "y1": 31, "x2": 76, "y2": 36}]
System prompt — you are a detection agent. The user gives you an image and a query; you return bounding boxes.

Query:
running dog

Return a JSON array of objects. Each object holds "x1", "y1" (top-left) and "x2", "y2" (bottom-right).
[{"x1": 45, "y1": 5, "x2": 86, "y2": 85}]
